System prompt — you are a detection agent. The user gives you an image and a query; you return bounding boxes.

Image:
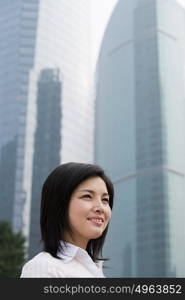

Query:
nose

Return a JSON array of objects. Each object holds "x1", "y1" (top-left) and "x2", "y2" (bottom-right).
[{"x1": 93, "y1": 198, "x2": 104, "y2": 213}]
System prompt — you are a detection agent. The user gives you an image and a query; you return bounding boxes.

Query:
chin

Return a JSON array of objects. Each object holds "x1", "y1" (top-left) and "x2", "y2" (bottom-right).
[{"x1": 88, "y1": 230, "x2": 104, "y2": 239}]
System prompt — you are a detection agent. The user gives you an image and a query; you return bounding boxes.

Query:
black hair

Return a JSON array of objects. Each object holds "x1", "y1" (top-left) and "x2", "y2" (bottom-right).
[{"x1": 40, "y1": 162, "x2": 114, "y2": 262}]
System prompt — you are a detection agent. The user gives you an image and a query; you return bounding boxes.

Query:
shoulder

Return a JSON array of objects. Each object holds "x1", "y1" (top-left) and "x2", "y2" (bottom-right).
[{"x1": 20, "y1": 252, "x2": 65, "y2": 278}]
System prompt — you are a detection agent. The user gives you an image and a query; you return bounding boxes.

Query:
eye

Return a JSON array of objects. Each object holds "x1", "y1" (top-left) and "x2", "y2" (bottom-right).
[
  {"x1": 81, "y1": 194, "x2": 92, "y2": 199},
  {"x1": 102, "y1": 198, "x2": 109, "y2": 203}
]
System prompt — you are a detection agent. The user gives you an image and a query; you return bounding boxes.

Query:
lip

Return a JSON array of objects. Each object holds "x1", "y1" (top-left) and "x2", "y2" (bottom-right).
[{"x1": 87, "y1": 216, "x2": 104, "y2": 224}]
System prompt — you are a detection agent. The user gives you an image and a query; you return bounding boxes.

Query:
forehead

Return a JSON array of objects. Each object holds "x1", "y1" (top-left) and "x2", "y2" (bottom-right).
[{"x1": 75, "y1": 176, "x2": 108, "y2": 193}]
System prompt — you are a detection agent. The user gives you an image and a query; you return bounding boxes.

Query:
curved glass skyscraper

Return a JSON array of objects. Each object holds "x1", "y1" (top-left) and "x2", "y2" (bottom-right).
[{"x1": 95, "y1": 0, "x2": 185, "y2": 277}]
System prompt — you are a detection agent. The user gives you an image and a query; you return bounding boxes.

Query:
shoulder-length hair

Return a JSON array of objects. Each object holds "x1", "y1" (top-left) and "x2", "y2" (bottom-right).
[{"x1": 40, "y1": 162, "x2": 114, "y2": 262}]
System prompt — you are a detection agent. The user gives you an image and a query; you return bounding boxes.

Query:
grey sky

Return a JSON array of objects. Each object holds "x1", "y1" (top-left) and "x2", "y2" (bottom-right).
[{"x1": 90, "y1": 0, "x2": 118, "y2": 64}]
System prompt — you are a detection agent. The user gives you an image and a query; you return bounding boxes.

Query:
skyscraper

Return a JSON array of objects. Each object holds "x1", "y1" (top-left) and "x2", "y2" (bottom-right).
[
  {"x1": 0, "y1": 0, "x2": 93, "y2": 255},
  {"x1": 0, "y1": 0, "x2": 40, "y2": 235},
  {"x1": 29, "y1": 69, "x2": 61, "y2": 258},
  {"x1": 95, "y1": 0, "x2": 185, "y2": 277}
]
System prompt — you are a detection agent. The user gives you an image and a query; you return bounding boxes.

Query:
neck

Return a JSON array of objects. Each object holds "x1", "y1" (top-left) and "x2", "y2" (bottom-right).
[{"x1": 63, "y1": 233, "x2": 88, "y2": 249}]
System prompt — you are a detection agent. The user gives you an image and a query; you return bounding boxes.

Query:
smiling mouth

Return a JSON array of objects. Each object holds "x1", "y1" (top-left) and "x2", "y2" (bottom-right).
[{"x1": 87, "y1": 218, "x2": 104, "y2": 225}]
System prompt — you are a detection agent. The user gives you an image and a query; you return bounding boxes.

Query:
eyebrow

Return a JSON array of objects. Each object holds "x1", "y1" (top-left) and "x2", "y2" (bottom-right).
[{"x1": 78, "y1": 189, "x2": 109, "y2": 196}]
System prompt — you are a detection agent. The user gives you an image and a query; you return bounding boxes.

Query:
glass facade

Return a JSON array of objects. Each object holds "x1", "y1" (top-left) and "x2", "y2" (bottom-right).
[
  {"x1": 0, "y1": 0, "x2": 93, "y2": 256},
  {"x1": 95, "y1": 0, "x2": 185, "y2": 277},
  {"x1": 28, "y1": 69, "x2": 62, "y2": 258},
  {"x1": 0, "y1": 0, "x2": 39, "y2": 237}
]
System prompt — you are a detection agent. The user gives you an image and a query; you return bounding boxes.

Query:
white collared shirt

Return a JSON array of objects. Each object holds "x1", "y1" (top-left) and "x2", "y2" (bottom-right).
[{"x1": 20, "y1": 241, "x2": 105, "y2": 278}]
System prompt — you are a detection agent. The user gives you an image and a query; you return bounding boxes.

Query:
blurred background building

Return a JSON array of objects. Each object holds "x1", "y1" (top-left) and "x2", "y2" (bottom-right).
[
  {"x1": 29, "y1": 68, "x2": 62, "y2": 258},
  {"x1": 0, "y1": 0, "x2": 185, "y2": 277},
  {"x1": 0, "y1": 0, "x2": 40, "y2": 254},
  {"x1": 0, "y1": 0, "x2": 93, "y2": 258},
  {"x1": 95, "y1": 0, "x2": 185, "y2": 277}
]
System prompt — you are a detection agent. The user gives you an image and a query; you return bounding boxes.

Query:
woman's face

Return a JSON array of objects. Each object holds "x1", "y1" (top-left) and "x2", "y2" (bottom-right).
[{"x1": 64, "y1": 176, "x2": 112, "y2": 249}]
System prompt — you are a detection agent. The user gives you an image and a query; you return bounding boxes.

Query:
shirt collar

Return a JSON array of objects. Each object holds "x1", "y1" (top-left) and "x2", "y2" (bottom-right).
[
  {"x1": 57, "y1": 241, "x2": 82, "y2": 263},
  {"x1": 57, "y1": 241, "x2": 104, "y2": 276}
]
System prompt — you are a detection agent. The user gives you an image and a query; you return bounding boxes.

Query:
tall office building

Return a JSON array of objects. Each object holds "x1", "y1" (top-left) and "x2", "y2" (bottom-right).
[
  {"x1": 95, "y1": 0, "x2": 185, "y2": 277},
  {"x1": 29, "y1": 69, "x2": 61, "y2": 258},
  {"x1": 0, "y1": 0, "x2": 40, "y2": 236},
  {"x1": 0, "y1": 0, "x2": 93, "y2": 254}
]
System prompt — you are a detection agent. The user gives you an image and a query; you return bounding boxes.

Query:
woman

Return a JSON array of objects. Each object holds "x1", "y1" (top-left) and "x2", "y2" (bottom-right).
[{"x1": 20, "y1": 162, "x2": 114, "y2": 277}]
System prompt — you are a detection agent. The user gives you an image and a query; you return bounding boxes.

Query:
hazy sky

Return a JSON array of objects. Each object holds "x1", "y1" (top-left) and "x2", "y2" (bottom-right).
[
  {"x1": 90, "y1": 0, "x2": 118, "y2": 64},
  {"x1": 177, "y1": 0, "x2": 185, "y2": 6}
]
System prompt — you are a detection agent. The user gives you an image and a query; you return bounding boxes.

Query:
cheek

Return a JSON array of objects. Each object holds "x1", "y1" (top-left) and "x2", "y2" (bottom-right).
[
  {"x1": 68, "y1": 200, "x2": 90, "y2": 221},
  {"x1": 105, "y1": 206, "x2": 112, "y2": 223}
]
